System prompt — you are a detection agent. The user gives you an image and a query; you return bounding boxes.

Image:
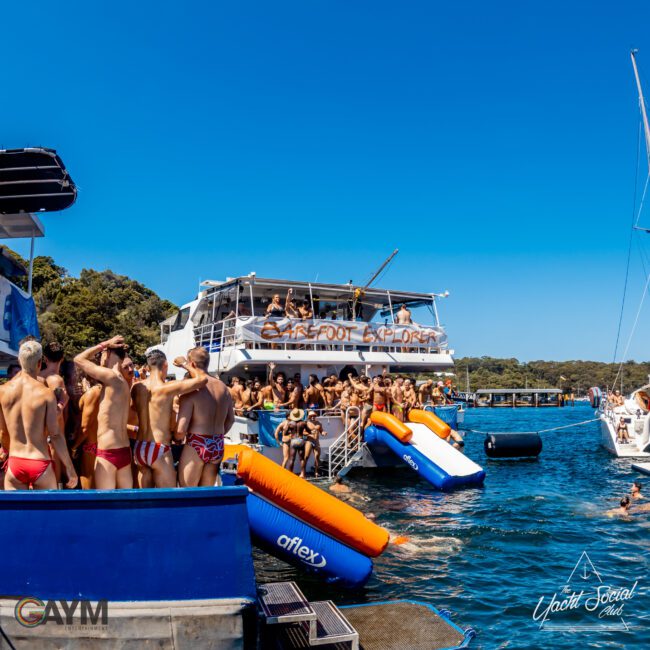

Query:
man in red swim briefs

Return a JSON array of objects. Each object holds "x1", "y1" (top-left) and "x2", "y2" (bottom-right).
[
  {"x1": 176, "y1": 347, "x2": 234, "y2": 487},
  {"x1": 74, "y1": 336, "x2": 133, "y2": 489},
  {"x1": 0, "y1": 340, "x2": 77, "y2": 490}
]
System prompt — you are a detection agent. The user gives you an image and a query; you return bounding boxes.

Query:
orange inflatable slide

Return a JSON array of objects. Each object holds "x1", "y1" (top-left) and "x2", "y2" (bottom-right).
[{"x1": 229, "y1": 445, "x2": 389, "y2": 557}]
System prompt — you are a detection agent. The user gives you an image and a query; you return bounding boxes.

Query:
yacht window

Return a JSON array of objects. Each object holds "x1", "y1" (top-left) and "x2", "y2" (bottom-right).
[{"x1": 171, "y1": 307, "x2": 190, "y2": 332}]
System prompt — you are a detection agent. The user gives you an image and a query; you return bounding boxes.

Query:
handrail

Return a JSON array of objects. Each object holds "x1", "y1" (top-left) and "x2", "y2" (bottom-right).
[{"x1": 327, "y1": 406, "x2": 362, "y2": 479}]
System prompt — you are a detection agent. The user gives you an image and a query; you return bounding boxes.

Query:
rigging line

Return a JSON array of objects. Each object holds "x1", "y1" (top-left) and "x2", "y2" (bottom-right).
[
  {"x1": 613, "y1": 120, "x2": 643, "y2": 362},
  {"x1": 634, "y1": 230, "x2": 649, "y2": 277},
  {"x1": 634, "y1": 172, "x2": 650, "y2": 228},
  {"x1": 613, "y1": 269, "x2": 650, "y2": 388}
]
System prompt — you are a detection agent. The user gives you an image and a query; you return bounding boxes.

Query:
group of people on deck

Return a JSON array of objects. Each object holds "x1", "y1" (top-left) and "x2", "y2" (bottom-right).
[
  {"x1": 264, "y1": 289, "x2": 416, "y2": 325},
  {"x1": 0, "y1": 337, "x2": 233, "y2": 491},
  {"x1": 229, "y1": 363, "x2": 456, "y2": 423},
  {"x1": 227, "y1": 362, "x2": 461, "y2": 477}
]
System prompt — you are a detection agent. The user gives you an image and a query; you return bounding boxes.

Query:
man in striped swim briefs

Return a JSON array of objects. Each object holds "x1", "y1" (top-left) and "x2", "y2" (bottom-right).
[{"x1": 131, "y1": 349, "x2": 207, "y2": 487}]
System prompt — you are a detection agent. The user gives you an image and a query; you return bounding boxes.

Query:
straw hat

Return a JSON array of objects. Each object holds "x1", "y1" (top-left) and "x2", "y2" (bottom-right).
[{"x1": 288, "y1": 408, "x2": 305, "y2": 422}]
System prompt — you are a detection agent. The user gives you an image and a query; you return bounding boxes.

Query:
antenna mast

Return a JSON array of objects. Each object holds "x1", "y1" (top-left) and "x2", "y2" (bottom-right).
[{"x1": 631, "y1": 49, "x2": 650, "y2": 170}]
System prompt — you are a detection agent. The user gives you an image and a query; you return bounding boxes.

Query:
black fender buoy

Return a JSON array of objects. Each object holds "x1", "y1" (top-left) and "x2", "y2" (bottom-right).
[{"x1": 484, "y1": 432, "x2": 542, "y2": 459}]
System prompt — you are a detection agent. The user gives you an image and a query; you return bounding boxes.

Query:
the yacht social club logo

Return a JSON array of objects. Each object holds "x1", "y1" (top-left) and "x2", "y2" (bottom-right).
[{"x1": 532, "y1": 552, "x2": 640, "y2": 632}]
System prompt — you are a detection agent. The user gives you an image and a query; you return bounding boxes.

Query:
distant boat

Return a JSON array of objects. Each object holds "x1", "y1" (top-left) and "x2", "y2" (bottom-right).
[{"x1": 473, "y1": 388, "x2": 563, "y2": 408}]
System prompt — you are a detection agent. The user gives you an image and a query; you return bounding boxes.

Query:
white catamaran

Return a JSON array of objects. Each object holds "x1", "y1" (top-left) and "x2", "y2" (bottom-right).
[
  {"x1": 600, "y1": 51, "x2": 650, "y2": 459},
  {"x1": 154, "y1": 271, "x2": 462, "y2": 477}
]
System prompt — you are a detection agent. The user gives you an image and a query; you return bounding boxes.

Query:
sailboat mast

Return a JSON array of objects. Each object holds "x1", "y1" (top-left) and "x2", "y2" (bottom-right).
[{"x1": 631, "y1": 49, "x2": 650, "y2": 168}]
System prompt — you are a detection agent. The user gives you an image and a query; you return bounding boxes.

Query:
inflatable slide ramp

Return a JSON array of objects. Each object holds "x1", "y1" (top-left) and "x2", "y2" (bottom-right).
[{"x1": 366, "y1": 411, "x2": 485, "y2": 491}]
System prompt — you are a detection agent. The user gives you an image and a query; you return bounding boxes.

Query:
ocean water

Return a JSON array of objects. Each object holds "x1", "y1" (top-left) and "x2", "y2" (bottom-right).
[{"x1": 254, "y1": 404, "x2": 650, "y2": 649}]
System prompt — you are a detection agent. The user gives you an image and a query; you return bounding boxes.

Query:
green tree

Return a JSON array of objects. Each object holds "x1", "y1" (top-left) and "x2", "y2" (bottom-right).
[{"x1": 3, "y1": 249, "x2": 176, "y2": 362}]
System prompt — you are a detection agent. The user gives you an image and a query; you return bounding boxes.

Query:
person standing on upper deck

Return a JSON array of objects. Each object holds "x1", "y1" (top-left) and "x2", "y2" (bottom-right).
[
  {"x1": 298, "y1": 300, "x2": 313, "y2": 320},
  {"x1": 266, "y1": 293, "x2": 286, "y2": 317},
  {"x1": 396, "y1": 304, "x2": 413, "y2": 325}
]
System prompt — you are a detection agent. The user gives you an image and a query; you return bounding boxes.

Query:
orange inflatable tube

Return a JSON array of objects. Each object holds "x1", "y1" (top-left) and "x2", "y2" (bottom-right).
[
  {"x1": 408, "y1": 409, "x2": 451, "y2": 439},
  {"x1": 370, "y1": 411, "x2": 413, "y2": 443},
  {"x1": 236, "y1": 448, "x2": 389, "y2": 557}
]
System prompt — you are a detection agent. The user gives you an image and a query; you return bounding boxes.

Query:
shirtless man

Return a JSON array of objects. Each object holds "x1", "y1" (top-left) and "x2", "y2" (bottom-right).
[
  {"x1": 288, "y1": 375, "x2": 304, "y2": 409},
  {"x1": 391, "y1": 377, "x2": 406, "y2": 421},
  {"x1": 611, "y1": 390, "x2": 625, "y2": 408},
  {"x1": 246, "y1": 378, "x2": 264, "y2": 412},
  {"x1": 396, "y1": 304, "x2": 413, "y2": 325},
  {"x1": 74, "y1": 336, "x2": 133, "y2": 489},
  {"x1": 176, "y1": 347, "x2": 234, "y2": 487},
  {"x1": 607, "y1": 496, "x2": 631, "y2": 517},
  {"x1": 268, "y1": 364, "x2": 288, "y2": 409},
  {"x1": 350, "y1": 373, "x2": 389, "y2": 415},
  {"x1": 240, "y1": 379, "x2": 254, "y2": 414},
  {"x1": 131, "y1": 350, "x2": 207, "y2": 488},
  {"x1": 229, "y1": 377, "x2": 245, "y2": 415},
  {"x1": 304, "y1": 374, "x2": 324, "y2": 410},
  {"x1": 284, "y1": 378, "x2": 303, "y2": 410},
  {"x1": 329, "y1": 476, "x2": 352, "y2": 495},
  {"x1": 39, "y1": 341, "x2": 69, "y2": 486},
  {"x1": 403, "y1": 379, "x2": 417, "y2": 414},
  {"x1": 71, "y1": 379, "x2": 101, "y2": 489},
  {"x1": 418, "y1": 379, "x2": 434, "y2": 407},
  {"x1": 298, "y1": 300, "x2": 313, "y2": 320},
  {"x1": 1, "y1": 341, "x2": 77, "y2": 490},
  {"x1": 631, "y1": 481, "x2": 644, "y2": 500},
  {"x1": 348, "y1": 374, "x2": 373, "y2": 428}
]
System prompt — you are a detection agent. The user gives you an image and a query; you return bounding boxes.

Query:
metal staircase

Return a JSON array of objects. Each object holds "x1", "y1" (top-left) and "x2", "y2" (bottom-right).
[
  {"x1": 325, "y1": 407, "x2": 363, "y2": 479},
  {"x1": 258, "y1": 581, "x2": 359, "y2": 649}
]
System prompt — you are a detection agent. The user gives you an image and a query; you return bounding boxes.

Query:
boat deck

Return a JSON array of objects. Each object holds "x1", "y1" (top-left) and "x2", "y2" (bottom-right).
[{"x1": 264, "y1": 600, "x2": 471, "y2": 649}]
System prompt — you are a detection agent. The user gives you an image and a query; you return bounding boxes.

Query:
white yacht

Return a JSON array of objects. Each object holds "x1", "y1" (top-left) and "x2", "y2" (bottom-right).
[
  {"x1": 600, "y1": 387, "x2": 650, "y2": 458},
  {"x1": 154, "y1": 273, "x2": 463, "y2": 476},
  {"x1": 599, "y1": 51, "x2": 650, "y2": 459}
]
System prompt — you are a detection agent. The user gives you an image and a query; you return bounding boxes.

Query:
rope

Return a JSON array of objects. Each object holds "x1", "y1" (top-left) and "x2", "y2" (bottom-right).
[
  {"x1": 612, "y1": 270, "x2": 650, "y2": 389},
  {"x1": 464, "y1": 417, "x2": 599, "y2": 436}
]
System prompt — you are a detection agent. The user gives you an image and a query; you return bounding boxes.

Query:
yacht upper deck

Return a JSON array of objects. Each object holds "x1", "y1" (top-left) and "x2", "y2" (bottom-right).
[{"x1": 161, "y1": 275, "x2": 451, "y2": 361}]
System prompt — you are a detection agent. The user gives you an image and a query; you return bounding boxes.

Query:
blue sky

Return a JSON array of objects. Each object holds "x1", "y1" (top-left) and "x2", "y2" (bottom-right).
[{"x1": 3, "y1": 1, "x2": 650, "y2": 361}]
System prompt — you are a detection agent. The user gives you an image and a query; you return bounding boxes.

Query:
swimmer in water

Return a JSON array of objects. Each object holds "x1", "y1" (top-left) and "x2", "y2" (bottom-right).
[
  {"x1": 606, "y1": 496, "x2": 631, "y2": 517},
  {"x1": 631, "y1": 481, "x2": 645, "y2": 500},
  {"x1": 329, "y1": 475, "x2": 352, "y2": 494}
]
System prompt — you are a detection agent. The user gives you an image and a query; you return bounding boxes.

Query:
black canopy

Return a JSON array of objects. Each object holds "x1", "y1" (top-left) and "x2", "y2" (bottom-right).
[{"x1": 0, "y1": 148, "x2": 77, "y2": 214}]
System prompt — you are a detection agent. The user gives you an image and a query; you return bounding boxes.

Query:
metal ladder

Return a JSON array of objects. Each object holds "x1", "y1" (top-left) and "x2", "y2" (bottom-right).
[
  {"x1": 326, "y1": 407, "x2": 363, "y2": 479},
  {"x1": 258, "y1": 581, "x2": 359, "y2": 649}
]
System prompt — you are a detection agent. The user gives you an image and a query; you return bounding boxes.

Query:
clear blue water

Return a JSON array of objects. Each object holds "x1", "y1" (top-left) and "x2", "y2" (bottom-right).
[{"x1": 254, "y1": 404, "x2": 650, "y2": 649}]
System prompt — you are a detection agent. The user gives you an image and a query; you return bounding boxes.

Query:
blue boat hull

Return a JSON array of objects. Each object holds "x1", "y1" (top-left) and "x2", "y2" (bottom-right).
[{"x1": 0, "y1": 487, "x2": 257, "y2": 602}]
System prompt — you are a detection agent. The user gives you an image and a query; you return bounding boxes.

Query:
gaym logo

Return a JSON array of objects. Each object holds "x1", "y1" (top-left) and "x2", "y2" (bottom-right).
[
  {"x1": 15, "y1": 597, "x2": 108, "y2": 628},
  {"x1": 276, "y1": 535, "x2": 327, "y2": 568},
  {"x1": 403, "y1": 454, "x2": 419, "y2": 471}
]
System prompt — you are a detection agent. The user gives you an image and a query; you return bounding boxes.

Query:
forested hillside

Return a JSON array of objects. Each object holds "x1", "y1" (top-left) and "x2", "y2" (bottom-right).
[{"x1": 452, "y1": 357, "x2": 650, "y2": 394}]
